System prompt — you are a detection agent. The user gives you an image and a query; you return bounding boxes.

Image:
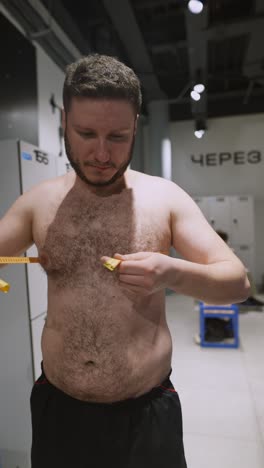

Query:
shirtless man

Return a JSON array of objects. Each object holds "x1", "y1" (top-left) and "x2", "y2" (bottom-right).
[{"x1": 0, "y1": 54, "x2": 250, "y2": 468}]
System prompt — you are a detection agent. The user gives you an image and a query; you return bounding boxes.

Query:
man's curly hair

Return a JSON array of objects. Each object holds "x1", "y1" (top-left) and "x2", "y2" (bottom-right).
[{"x1": 63, "y1": 54, "x2": 142, "y2": 115}]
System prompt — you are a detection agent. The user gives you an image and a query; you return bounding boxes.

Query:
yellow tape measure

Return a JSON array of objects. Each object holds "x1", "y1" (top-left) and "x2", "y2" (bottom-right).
[
  {"x1": 103, "y1": 258, "x2": 121, "y2": 271},
  {"x1": 0, "y1": 257, "x2": 39, "y2": 293},
  {"x1": 0, "y1": 279, "x2": 10, "y2": 293},
  {"x1": 0, "y1": 257, "x2": 40, "y2": 264}
]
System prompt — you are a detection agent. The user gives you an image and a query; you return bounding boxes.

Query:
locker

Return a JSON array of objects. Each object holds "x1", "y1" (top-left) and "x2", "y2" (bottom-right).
[
  {"x1": 192, "y1": 194, "x2": 255, "y2": 279},
  {"x1": 193, "y1": 196, "x2": 210, "y2": 218},
  {"x1": 207, "y1": 196, "x2": 231, "y2": 235},
  {"x1": 232, "y1": 244, "x2": 255, "y2": 275},
  {"x1": 230, "y1": 196, "x2": 254, "y2": 245},
  {"x1": 0, "y1": 140, "x2": 57, "y2": 467}
]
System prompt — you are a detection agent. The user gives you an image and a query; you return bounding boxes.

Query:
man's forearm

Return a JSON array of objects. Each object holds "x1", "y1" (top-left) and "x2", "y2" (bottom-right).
[{"x1": 166, "y1": 257, "x2": 251, "y2": 304}]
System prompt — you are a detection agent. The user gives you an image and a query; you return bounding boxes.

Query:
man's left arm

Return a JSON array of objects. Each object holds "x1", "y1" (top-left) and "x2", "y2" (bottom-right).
[
  {"x1": 166, "y1": 183, "x2": 250, "y2": 304},
  {"x1": 101, "y1": 182, "x2": 250, "y2": 304}
]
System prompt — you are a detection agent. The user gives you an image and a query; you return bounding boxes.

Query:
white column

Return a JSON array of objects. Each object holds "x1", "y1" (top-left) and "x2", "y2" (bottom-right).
[{"x1": 147, "y1": 100, "x2": 171, "y2": 178}]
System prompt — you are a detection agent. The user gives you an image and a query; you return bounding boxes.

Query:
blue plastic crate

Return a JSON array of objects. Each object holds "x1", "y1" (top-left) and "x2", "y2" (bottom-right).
[{"x1": 199, "y1": 302, "x2": 239, "y2": 348}]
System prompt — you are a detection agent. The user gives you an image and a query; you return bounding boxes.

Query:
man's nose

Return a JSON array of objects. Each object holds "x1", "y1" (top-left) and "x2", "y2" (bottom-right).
[{"x1": 94, "y1": 138, "x2": 110, "y2": 163}]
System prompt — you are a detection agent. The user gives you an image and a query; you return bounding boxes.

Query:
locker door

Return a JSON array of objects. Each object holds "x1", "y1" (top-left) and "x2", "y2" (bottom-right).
[
  {"x1": 19, "y1": 140, "x2": 57, "y2": 191},
  {"x1": 31, "y1": 311, "x2": 47, "y2": 380},
  {"x1": 230, "y1": 196, "x2": 254, "y2": 245},
  {"x1": 232, "y1": 245, "x2": 255, "y2": 275},
  {"x1": 193, "y1": 196, "x2": 210, "y2": 220},
  {"x1": 207, "y1": 196, "x2": 231, "y2": 235},
  {"x1": 19, "y1": 140, "x2": 57, "y2": 319}
]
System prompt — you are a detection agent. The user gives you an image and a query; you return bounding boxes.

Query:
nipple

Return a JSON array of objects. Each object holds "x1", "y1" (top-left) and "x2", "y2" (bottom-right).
[{"x1": 39, "y1": 252, "x2": 49, "y2": 269}]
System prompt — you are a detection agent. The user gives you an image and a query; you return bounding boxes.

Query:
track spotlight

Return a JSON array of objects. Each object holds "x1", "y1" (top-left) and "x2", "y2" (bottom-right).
[
  {"x1": 188, "y1": 0, "x2": 203, "y2": 14},
  {"x1": 193, "y1": 69, "x2": 205, "y2": 94},
  {"x1": 194, "y1": 129, "x2": 205, "y2": 138},
  {"x1": 194, "y1": 120, "x2": 206, "y2": 138},
  {"x1": 190, "y1": 90, "x2": 201, "y2": 101},
  {"x1": 193, "y1": 83, "x2": 205, "y2": 93}
]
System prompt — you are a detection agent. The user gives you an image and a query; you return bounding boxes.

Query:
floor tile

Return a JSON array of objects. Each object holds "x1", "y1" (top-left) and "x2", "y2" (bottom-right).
[{"x1": 183, "y1": 433, "x2": 264, "y2": 468}]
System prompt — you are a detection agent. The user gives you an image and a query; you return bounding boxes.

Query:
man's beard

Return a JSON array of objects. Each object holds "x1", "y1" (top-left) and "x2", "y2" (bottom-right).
[{"x1": 64, "y1": 132, "x2": 135, "y2": 188}]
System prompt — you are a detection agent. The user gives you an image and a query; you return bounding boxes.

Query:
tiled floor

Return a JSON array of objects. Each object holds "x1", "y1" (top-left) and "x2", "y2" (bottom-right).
[{"x1": 166, "y1": 293, "x2": 264, "y2": 468}]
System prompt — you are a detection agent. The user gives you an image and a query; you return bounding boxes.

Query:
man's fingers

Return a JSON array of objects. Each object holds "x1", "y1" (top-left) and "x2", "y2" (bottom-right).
[{"x1": 119, "y1": 274, "x2": 144, "y2": 285}]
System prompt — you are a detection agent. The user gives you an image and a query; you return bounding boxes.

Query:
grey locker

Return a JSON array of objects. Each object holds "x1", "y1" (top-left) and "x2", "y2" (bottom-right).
[
  {"x1": 0, "y1": 140, "x2": 57, "y2": 467},
  {"x1": 207, "y1": 196, "x2": 231, "y2": 235},
  {"x1": 230, "y1": 195, "x2": 254, "y2": 245},
  {"x1": 192, "y1": 193, "x2": 255, "y2": 279}
]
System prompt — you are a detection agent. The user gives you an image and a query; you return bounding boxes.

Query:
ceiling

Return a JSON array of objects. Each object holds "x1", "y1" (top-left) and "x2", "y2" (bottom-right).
[{"x1": 10, "y1": 0, "x2": 264, "y2": 123}]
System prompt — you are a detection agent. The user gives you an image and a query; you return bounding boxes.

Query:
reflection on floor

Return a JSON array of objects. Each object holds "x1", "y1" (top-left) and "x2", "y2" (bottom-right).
[{"x1": 166, "y1": 293, "x2": 264, "y2": 468}]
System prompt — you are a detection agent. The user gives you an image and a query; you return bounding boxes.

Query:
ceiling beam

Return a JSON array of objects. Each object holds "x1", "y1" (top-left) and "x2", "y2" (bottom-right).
[
  {"x1": 40, "y1": 0, "x2": 91, "y2": 54},
  {"x1": 205, "y1": 12, "x2": 264, "y2": 87},
  {"x1": 1, "y1": 0, "x2": 82, "y2": 70},
  {"x1": 133, "y1": 0, "x2": 180, "y2": 11},
  {"x1": 102, "y1": 0, "x2": 165, "y2": 101},
  {"x1": 243, "y1": 2, "x2": 264, "y2": 87},
  {"x1": 168, "y1": 86, "x2": 264, "y2": 105},
  {"x1": 205, "y1": 14, "x2": 264, "y2": 40},
  {"x1": 150, "y1": 40, "x2": 187, "y2": 55}
]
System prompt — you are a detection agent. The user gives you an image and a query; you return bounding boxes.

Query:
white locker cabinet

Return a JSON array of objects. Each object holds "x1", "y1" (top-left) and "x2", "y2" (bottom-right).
[
  {"x1": 194, "y1": 196, "x2": 231, "y2": 236},
  {"x1": 230, "y1": 195, "x2": 254, "y2": 245},
  {"x1": 20, "y1": 140, "x2": 54, "y2": 319},
  {"x1": 207, "y1": 196, "x2": 231, "y2": 235},
  {"x1": 193, "y1": 194, "x2": 255, "y2": 278},
  {"x1": 193, "y1": 196, "x2": 210, "y2": 218},
  {"x1": 232, "y1": 245, "x2": 254, "y2": 274},
  {"x1": 0, "y1": 140, "x2": 57, "y2": 468}
]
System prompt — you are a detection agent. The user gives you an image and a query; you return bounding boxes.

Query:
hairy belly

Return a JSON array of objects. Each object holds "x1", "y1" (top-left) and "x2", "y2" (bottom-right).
[{"x1": 41, "y1": 296, "x2": 172, "y2": 402}]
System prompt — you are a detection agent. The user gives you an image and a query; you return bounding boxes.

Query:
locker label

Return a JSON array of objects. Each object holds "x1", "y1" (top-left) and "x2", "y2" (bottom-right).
[{"x1": 34, "y1": 149, "x2": 49, "y2": 165}]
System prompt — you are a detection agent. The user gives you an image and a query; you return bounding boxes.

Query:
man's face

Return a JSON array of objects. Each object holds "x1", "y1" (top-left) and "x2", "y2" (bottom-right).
[{"x1": 64, "y1": 97, "x2": 137, "y2": 188}]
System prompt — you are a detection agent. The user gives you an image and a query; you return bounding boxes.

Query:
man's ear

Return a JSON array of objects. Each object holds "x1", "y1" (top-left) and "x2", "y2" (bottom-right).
[{"x1": 134, "y1": 114, "x2": 139, "y2": 136}]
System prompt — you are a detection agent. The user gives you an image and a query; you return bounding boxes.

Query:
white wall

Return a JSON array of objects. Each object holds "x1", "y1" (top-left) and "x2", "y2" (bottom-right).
[
  {"x1": 36, "y1": 45, "x2": 66, "y2": 158},
  {"x1": 170, "y1": 114, "x2": 264, "y2": 286}
]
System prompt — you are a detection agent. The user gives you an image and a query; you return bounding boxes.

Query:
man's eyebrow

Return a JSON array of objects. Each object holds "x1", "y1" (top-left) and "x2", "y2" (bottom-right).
[{"x1": 73, "y1": 125, "x2": 131, "y2": 132}]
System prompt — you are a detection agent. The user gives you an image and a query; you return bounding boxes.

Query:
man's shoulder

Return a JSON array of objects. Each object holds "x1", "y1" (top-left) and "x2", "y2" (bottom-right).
[
  {"x1": 131, "y1": 169, "x2": 182, "y2": 194},
  {"x1": 28, "y1": 172, "x2": 72, "y2": 197},
  {"x1": 21, "y1": 173, "x2": 73, "y2": 216}
]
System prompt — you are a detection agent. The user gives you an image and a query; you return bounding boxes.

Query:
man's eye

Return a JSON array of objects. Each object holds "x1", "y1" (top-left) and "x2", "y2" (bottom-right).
[
  {"x1": 79, "y1": 132, "x2": 95, "y2": 138},
  {"x1": 109, "y1": 134, "x2": 127, "y2": 141}
]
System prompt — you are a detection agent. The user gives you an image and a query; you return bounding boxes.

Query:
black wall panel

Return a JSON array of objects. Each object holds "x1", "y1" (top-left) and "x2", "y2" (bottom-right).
[{"x1": 0, "y1": 13, "x2": 38, "y2": 145}]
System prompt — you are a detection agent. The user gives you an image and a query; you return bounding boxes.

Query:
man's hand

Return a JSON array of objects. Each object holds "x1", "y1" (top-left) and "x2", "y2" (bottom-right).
[{"x1": 101, "y1": 252, "x2": 172, "y2": 297}]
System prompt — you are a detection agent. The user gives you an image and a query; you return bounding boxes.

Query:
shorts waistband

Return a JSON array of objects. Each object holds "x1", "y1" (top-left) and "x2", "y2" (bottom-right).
[{"x1": 36, "y1": 362, "x2": 174, "y2": 408}]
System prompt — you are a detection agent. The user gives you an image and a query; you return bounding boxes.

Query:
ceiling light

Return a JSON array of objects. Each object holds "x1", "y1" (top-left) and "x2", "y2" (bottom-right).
[
  {"x1": 193, "y1": 83, "x2": 205, "y2": 93},
  {"x1": 194, "y1": 129, "x2": 205, "y2": 138},
  {"x1": 194, "y1": 119, "x2": 206, "y2": 138},
  {"x1": 190, "y1": 90, "x2": 201, "y2": 101},
  {"x1": 188, "y1": 0, "x2": 204, "y2": 14}
]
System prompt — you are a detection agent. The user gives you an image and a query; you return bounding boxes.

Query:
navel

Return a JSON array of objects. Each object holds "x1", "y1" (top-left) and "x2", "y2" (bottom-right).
[{"x1": 85, "y1": 360, "x2": 96, "y2": 367}]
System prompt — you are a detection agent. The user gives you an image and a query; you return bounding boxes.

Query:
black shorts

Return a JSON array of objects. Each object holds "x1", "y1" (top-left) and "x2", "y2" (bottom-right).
[{"x1": 30, "y1": 364, "x2": 187, "y2": 468}]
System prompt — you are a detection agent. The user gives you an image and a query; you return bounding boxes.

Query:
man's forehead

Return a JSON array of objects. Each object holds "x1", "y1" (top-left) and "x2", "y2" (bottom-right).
[
  {"x1": 69, "y1": 96, "x2": 135, "y2": 113},
  {"x1": 68, "y1": 98, "x2": 136, "y2": 128}
]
